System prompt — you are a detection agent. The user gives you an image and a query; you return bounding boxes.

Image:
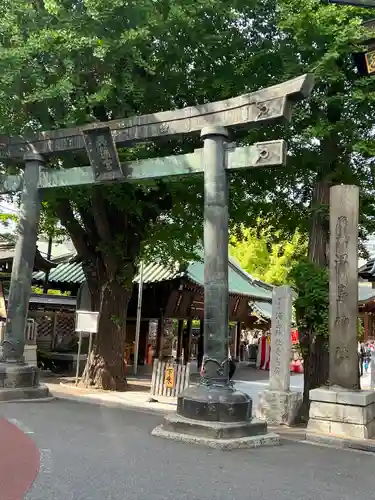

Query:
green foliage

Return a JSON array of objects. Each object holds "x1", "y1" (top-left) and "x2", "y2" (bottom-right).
[
  {"x1": 357, "y1": 317, "x2": 364, "y2": 342},
  {"x1": 1, "y1": 1, "x2": 375, "y2": 269},
  {"x1": 32, "y1": 286, "x2": 70, "y2": 296},
  {"x1": 0, "y1": 0, "x2": 283, "y2": 275},
  {"x1": 38, "y1": 202, "x2": 68, "y2": 242},
  {"x1": 229, "y1": 226, "x2": 307, "y2": 285},
  {"x1": 0, "y1": 213, "x2": 17, "y2": 227},
  {"x1": 110, "y1": 315, "x2": 121, "y2": 327},
  {"x1": 288, "y1": 259, "x2": 329, "y2": 339},
  {"x1": 229, "y1": 1, "x2": 375, "y2": 251}
]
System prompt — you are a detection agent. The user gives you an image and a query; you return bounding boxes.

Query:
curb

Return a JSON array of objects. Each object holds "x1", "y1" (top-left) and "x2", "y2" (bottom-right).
[
  {"x1": 48, "y1": 390, "x2": 171, "y2": 416},
  {"x1": 0, "y1": 396, "x2": 55, "y2": 404},
  {"x1": 268, "y1": 427, "x2": 307, "y2": 443},
  {"x1": 305, "y1": 432, "x2": 375, "y2": 454},
  {"x1": 268, "y1": 426, "x2": 375, "y2": 454}
]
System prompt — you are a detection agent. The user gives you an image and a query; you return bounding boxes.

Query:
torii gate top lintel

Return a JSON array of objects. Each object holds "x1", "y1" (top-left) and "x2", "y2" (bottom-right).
[{"x1": 0, "y1": 74, "x2": 314, "y2": 161}]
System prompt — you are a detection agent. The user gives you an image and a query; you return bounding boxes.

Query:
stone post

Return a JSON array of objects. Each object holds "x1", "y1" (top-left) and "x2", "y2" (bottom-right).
[
  {"x1": 176, "y1": 320, "x2": 183, "y2": 364},
  {"x1": 155, "y1": 314, "x2": 163, "y2": 360},
  {"x1": 256, "y1": 286, "x2": 302, "y2": 425},
  {"x1": 329, "y1": 185, "x2": 359, "y2": 389},
  {"x1": 307, "y1": 186, "x2": 375, "y2": 442},
  {"x1": 0, "y1": 152, "x2": 49, "y2": 400},
  {"x1": 235, "y1": 322, "x2": 241, "y2": 362},
  {"x1": 197, "y1": 320, "x2": 204, "y2": 372},
  {"x1": 269, "y1": 286, "x2": 293, "y2": 392},
  {"x1": 371, "y1": 351, "x2": 375, "y2": 390}
]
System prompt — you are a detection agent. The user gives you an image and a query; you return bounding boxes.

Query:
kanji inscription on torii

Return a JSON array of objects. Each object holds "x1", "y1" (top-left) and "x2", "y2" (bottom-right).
[
  {"x1": 0, "y1": 73, "x2": 314, "y2": 407},
  {"x1": 82, "y1": 127, "x2": 123, "y2": 182}
]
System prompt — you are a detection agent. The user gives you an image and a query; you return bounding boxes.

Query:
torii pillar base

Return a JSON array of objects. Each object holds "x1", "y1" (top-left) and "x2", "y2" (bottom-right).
[
  {"x1": 0, "y1": 362, "x2": 51, "y2": 402},
  {"x1": 152, "y1": 383, "x2": 280, "y2": 450}
]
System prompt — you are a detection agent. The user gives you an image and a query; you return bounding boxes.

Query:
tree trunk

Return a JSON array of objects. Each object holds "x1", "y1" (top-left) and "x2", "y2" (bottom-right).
[
  {"x1": 299, "y1": 329, "x2": 329, "y2": 422},
  {"x1": 307, "y1": 180, "x2": 330, "y2": 267},
  {"x1": 80, "y1": 280, "x2": 131, "y2": 391},
  {"x1": 299, "y1": 180, "x2": 330, "y2": 421}
]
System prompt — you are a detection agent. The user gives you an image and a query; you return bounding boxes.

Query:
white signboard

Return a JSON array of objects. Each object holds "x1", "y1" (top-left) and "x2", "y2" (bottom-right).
[{"x1": 75, "y1": 310, "x2": 99, "y2": 334}]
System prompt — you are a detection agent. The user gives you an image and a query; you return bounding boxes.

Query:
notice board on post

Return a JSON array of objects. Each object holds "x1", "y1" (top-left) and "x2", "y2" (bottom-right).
[{"x1": 75, "y1": 310, "x2": 99, "y2": 334}]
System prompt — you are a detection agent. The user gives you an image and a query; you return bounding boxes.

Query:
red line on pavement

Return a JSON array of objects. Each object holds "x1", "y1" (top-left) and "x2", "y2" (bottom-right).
[{"x1": 0, "y1": 418, "x2": 40, "y2": 500}]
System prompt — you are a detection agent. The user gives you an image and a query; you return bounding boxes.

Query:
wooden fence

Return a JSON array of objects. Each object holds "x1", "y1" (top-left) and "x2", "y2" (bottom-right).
[
  {"x1": 0, "y1": 319, "x2": 37, "y2": 344},
  {"x1": 29, "y1": 311, "x2": 75, "y2": 352},
  {"x1": 150, "y1": 359, "x2": 190, "y2": 400}
]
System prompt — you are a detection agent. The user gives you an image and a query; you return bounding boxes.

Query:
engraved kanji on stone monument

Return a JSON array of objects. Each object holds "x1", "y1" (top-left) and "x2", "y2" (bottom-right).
[
  {"x1": 329, "y1": 185, "x2": 359, "y2": 389},
  {"x1": 269, "y1": 286, "x2": 293, "y2": 392}
]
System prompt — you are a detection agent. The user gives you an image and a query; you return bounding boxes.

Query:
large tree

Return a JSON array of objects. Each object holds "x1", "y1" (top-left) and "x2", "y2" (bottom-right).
[{"x1": 0, "y1": 0, "x2": 280, "y2": 389}]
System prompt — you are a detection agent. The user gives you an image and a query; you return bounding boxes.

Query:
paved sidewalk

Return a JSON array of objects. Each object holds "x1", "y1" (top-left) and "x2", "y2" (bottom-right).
[
  {"x1": 44, "y1": 379, "x2": 177, "y2": 414},
  {"x1": 43, "y1": 361, "x2": 372, "y2": 415},
  {"x1": 41, "y1": 363, "x2": 272, "y2": 416}
]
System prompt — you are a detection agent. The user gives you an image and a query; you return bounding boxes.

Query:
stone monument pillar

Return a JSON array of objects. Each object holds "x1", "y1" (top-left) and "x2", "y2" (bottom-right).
[
  {"x1": 328, "y1": 185, "x2": 359, "y2": 390},
  {"x1": 256, "y1": 286, "x2": 302, "y2": 425},
  {"x1": 307, "y1": 185, "x2": 375, "y2": 441},
  {"x1": 0, "y1": 153, "x2": 49, "y2": 401},
  {"x1": 371, "y1": 351, "x2": 375, "y2": 390}
]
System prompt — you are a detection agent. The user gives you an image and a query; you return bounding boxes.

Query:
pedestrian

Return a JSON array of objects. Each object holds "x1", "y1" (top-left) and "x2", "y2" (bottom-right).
[
  {"x1": 239, "y1": 342, "x2": 244, "y2": 362},
  {"x1": 228, "y1": 346, "x2": 236, "y2": 380},
  {"x1": 364, "y1": 342, "x2": 372, "y2": 372},
  {"x1": 358, "y1": 341, "x2": 365, "y2": 377}
]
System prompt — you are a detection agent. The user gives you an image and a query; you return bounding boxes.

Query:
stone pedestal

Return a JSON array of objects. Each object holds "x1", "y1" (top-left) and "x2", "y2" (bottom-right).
[
  {"x1": 152, "y1": 413, "x2": 280, "y2": 450},
  {"x1": 24, "y1": 345, "x2": 37, "y2": 367},
  {"x1": 152, "y1": 383, "x2": 279, "y2": 449},
  {"x1": 307, "y1": 387, "x2": 375, "y2": 440},
  {"x1": 257, "y1": 390, "x2": 302, "y2": 425},
  {"x1": 0, "y1": 363, "x2": 50, "y2": 401}
]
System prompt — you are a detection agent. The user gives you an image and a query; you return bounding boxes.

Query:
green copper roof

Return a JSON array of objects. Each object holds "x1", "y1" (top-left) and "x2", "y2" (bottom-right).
[
  {"x1": 184, "y1": 260, "x2": 271, "y2": 301},
  {"x1": 252, "y1": 300, "x2": 273, "y2": 319},
  {"x1": 358, "y1": 283, "x2": 375, "y2": 304},
  {"x1": 33, "y1": 257, "x2": 272, "y2": 302}
]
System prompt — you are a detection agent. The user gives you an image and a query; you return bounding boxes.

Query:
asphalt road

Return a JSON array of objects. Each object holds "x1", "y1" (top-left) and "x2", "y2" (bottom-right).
[{"x1": 1, "y1": 400, "x2": 375, "y2": 500}]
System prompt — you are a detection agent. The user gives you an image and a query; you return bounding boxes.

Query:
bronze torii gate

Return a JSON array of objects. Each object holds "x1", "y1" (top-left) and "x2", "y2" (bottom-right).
[{"x1": 0, "y1": 74, "x2": 314, "y2": 408}]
